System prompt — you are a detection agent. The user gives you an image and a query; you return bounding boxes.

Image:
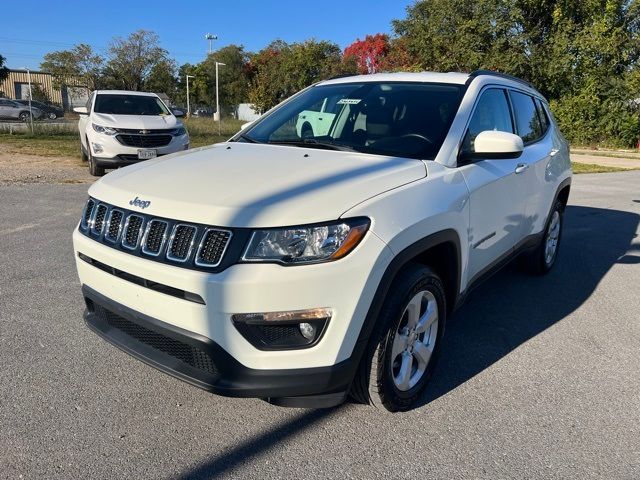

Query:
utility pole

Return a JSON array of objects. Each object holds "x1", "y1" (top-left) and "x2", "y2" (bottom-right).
[
  {"x1": 25, "y1": 68, "x2": 34, "y2": 133},
  {"x1": 215, "y1": 62, "x2": 225, "y2": 135},
  {"x1": 204, "y1": 33, "x2": 218, "y2": 55},
  {"x1": 186, "y1": 74, "x2": 195, "y2": 117}
]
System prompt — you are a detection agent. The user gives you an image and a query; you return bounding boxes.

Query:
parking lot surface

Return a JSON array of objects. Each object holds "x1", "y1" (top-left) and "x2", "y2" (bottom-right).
[{"x1": 1, "y1": 171, "x2": 639, "y2": 479}]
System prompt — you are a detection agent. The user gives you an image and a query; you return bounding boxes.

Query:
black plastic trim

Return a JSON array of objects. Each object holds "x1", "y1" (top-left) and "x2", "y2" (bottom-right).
[
  {"x1": 82, "y1": 285, "x2": 354, "y2": 400},
  {"x1": 78, "y1": 253, "x2": 205, "y2": 304}
]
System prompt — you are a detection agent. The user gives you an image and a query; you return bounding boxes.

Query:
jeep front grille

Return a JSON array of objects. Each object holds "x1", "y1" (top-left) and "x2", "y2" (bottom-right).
[
  {"x1": 78, "y1": 197, "x2": 233, "y2": 271},
  {"x1": 122, "y1": 215, "x2": 144, "y2": 249}
]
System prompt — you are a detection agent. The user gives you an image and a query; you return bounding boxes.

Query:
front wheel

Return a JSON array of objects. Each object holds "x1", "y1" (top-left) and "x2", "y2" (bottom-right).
[
  {"x1": 87, "y1": 146, "x2": 105, "y2": 177},
  {"x1": 19, "y1": 112, "x2": 31, "y2": 122},
  {"x1": 48, "y1": 112, "x2": 57, "y2": 120},
  {"x1": 350, "y1": 264, "x2": 446, "y2": 412}
]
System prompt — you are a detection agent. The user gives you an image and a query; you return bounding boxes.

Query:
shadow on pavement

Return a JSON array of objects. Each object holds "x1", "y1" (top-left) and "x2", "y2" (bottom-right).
[
  {"x1": 176, "y1": 205, "x2": 638, "y2": 479},
  {"x1": 419, "y1": 205, "x2": 639, "y2": 406},
  {"x1": 176, "y1": 406, "x2": 344, "y2": 479}
]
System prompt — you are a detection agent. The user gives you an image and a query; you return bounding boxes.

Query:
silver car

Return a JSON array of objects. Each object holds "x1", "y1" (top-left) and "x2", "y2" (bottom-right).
[{"x1": 0, "y1": 98, "x2": 43, "y2": 121}]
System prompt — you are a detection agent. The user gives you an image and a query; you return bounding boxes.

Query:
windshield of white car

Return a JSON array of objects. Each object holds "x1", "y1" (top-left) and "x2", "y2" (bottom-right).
[
  {"x1": 94, "y1": 94, "x2": 171, "y2": 116},
  {"x1": 240, "y1": 82, "x2": 464, "y2": 160}
]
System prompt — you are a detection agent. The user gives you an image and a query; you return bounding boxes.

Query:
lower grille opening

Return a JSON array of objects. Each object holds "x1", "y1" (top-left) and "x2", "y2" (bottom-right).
[
  {"x1": 91, "y1": 302, "x2": 218, "y2": 375},
  {"x1": 78, "y1": 253, "x2": 205, "y2": 304}
]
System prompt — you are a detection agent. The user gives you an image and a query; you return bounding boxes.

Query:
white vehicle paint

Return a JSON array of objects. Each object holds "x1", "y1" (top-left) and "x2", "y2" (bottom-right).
[
  {"x1": 73, "y1": 71, "x2": 572, "y2": 411},
  {"x1": 74, "y1": 90, "x2": 189, "y2": 177}
]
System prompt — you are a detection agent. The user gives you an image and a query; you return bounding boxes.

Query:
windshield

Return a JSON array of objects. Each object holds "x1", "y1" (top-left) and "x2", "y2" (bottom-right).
[
  {"x1": 94, "y1": 94, "x2": 170, "y2": 116},
  {"x1": 241, "y1": 82, "x2": 463, "y2": 159}
]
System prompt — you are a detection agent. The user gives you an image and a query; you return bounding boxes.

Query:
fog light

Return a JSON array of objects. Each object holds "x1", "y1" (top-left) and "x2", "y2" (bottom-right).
[
  {"x1": 299, "y1": 322, "x2": 316, "y2": 340},
  {"x1": 232, "y1": 308, "x2": 331, "y2": 350},
  {"x1": 91, "y1": 143, "x2": 103, "y2": 154}
]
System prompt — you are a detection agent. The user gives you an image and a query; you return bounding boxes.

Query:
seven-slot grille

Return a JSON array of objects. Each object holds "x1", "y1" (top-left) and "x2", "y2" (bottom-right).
[
  {"x1": 196, "y1": 229, "x2": 232, "y2": 267},
  {"x1": 167, "y1": 225, "x2": 197, "y2": 262},
  {"x1": 142, "y1": 220, "x2": 168, "y2": 256},
  {"x1": 105, "y1": 210, "x2": 123, "y2": 242},
  {"x1": 78, "y1": 198, "x2": 232, "y2": 270}
]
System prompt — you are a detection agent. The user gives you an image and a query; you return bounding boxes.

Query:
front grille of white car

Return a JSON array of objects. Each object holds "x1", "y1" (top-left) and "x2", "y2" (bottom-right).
[{"x1": 80, "y1": 198, "x2": 232, "y2": 271}]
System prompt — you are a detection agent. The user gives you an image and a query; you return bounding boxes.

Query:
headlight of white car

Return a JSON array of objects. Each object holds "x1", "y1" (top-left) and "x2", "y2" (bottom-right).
[
  {"x1": 172, "y1": 126, "x2": 187, "y2": 136},
  {"x1": 92, "y1": 123, "x2": 118, "y2": 135},
  {"x1": 242, "y1": 218, "x2": 369, "y2": 265}
]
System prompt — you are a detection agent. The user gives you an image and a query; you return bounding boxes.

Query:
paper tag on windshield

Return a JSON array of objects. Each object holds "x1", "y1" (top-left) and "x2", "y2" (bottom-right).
[{"x1": 337, "y1": 99, "x2": 361, "y2": 105}]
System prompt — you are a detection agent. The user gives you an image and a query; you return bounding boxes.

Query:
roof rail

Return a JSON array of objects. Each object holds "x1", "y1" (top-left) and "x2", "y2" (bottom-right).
[{"x1": 467, "y1": 69, "x2": 534, "y2": 89}]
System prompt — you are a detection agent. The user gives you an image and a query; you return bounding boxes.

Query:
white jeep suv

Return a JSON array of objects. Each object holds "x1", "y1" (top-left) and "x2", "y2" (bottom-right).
[
  {"x1": 73, "y1": 71, "x2": 571, "y2": 411},
  {"x1": 74, "y1": 90, "x2": 189, "y2": 177}
]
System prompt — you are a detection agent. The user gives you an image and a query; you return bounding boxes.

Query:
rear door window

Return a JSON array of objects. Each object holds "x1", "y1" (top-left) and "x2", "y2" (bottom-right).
[{"x1": 509, "y1": 91, "x2": 543, "y2": 143}]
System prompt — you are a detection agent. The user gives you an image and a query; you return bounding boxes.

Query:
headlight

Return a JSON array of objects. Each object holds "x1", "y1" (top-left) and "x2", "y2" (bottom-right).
[
  {"x1": 172, "y1": 126, "x2": 187, "y2": 136},
  {"x1": 92, "y1": 123, "x2": 118, "y2": 135},
  {"x1": 242, "y1": 218, "x2": 369, "y2": 265}
]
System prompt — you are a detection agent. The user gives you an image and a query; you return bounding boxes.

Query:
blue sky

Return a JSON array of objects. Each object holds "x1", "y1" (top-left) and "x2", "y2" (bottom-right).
[{"x1": 1, "y1": 0, "x2": 414, "y2": 70}]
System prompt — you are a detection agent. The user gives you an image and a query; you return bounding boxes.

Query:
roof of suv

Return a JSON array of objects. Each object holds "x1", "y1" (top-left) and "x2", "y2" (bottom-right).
[
  {"x1": 317, "y1": 70, "x2": 542, "y2": 99},
  {"x1": 94, "y1": 90, "x2": 159, "y2": 97}
]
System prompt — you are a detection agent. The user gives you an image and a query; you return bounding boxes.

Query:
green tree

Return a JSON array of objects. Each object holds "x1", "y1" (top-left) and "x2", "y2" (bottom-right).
[
  {"x1": 248, "y1": 39, "x2": 355, "y2": 113},
  {"x1": 201, "y1": 45, "x2": 251, "y2": 115},
  {"x1": 144, "y1": 59, "x2": 178, "y2": 101},
  {"x1": 40, "y1": 44, "x2": 103, "y2": 90},
  {"x1": 0, "y1": 54, "x2": 8, "y2": 97},
  {"x1": 104, "y1": 30, "x2": 168, "y2": 91}
]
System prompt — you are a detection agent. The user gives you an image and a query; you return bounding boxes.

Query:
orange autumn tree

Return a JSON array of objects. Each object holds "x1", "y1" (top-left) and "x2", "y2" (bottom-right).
[{"x1": 343, "y1": 33, "x2": 390, "y2": 74}]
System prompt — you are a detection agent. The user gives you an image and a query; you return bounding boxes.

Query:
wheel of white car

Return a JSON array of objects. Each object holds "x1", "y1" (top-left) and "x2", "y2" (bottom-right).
[
  {"x1": 520, "y1": 199, "x2": 564, "y2": 275},
  {"x1": 19, "y1": 112, "x2": 30, "y2": 122},
  {"x1": 87, "y1": 143, "x2": 105, "y2": 177},
  {"x1": 301, "y1": 123, "x2": 313, "y2": 139},
  {"x1": 350, "y1": 264, "x2": 446, "y2": 412}
]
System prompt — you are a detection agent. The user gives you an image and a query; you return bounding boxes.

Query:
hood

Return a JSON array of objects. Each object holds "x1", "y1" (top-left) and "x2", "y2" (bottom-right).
[
  {"x1": 91, "y1": 112, "x2": 178, "y2": 130},
  {"x1": 88, "y1": 143, "x2": 426, "y2": 228}
]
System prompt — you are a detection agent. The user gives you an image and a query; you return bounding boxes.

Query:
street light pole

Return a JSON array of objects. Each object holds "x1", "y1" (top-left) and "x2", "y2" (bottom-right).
[
  {"x1": 23, "y1": 68, "x2": 34, "y2": 133},
  {"x1": 215, "y1": 62, "x2": 225, "y2": 135},
  {"x1": 204, "y1": 33, "x2": 218, "y2": 55},
  {"x1": 186, "y1": 74, "x2": 195, "y2": 117}
]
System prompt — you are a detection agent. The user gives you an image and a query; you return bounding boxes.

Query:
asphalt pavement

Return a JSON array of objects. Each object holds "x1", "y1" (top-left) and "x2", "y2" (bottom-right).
[{"x1": 1, "y1": 171, "x2": 639, "y2": 479}]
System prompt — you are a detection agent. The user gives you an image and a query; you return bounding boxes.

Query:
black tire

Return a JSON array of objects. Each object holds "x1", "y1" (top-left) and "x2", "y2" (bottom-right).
[
  {"x1": 87, "y1": 147, "x2": 105, "y2": 177},
  {"x1": 19, "y1": 112, "x2": 30, "y2": 122},
  {"x1": 48, "y1": 112, "x2": 57, "y2": 120},
  {"x1": 520, "y1": 200, "x2": 564, "y2": 275},
  {"x1": 301, "y1": 123, "x2": 313, "y2": 139},
  {"x1": 80, "y1": 138, "x2": 88, "y2": 162},
  {"x1": 350, "y1": 264, "x2": 447, "y2": 412}
]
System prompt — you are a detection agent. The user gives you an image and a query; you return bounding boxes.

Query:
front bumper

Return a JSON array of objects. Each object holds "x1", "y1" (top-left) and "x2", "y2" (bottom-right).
[
  {"x1": 83, "y1": 285, "x2": 353, "y2": 405},
  {"x1": 89, "y1": 132, "x2": 189, "y2": 166}
]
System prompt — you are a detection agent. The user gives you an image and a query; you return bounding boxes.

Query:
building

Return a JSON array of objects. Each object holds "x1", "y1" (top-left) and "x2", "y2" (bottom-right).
[{"x1": 0, "y1": 69, "x2": 90, "y2": 110}]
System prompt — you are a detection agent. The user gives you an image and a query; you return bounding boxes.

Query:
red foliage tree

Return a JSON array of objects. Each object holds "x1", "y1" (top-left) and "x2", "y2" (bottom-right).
[{"x1": 343, "y1": 33, "x2": 390, "y2": 74}]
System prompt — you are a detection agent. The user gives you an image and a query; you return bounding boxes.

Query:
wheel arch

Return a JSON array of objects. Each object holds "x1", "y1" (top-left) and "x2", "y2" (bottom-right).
[{"x1": 353, "y1": 229, "x2": 462, "y2": 354}]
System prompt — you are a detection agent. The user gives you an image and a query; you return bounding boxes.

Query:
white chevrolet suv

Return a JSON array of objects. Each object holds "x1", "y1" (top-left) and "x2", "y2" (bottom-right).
[
  {"x1": 73, "y1": 71, "x2": 571, "y2": 411},
  {"x1": 74, "y1": 90, "x2": 189, "y2": 177}
]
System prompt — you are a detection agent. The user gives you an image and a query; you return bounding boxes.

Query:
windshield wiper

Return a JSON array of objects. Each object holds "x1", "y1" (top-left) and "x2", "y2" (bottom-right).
[{"x1": 267, "y1": 138, "x2": 355, "y2": 152}]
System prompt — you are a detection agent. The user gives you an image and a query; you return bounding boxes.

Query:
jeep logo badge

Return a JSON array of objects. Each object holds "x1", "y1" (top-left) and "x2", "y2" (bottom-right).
[{"x1": 129, "y1": 196, "x2": 151, "y2": 209}]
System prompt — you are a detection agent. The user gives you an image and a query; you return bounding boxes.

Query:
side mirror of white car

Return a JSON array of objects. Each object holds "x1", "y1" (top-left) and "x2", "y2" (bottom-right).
[
  {"x1": 468, "y1": 130, "x2": 524, "y2": 160},
  {"x1": 172, "y1": 109, "x2": 185, "y2": 118},
  {"x1": 73, "y1": 106, "x2": 88, "y2": 115}
]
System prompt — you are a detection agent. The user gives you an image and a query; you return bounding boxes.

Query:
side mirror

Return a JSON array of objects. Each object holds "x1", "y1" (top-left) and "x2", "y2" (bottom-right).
[
  {"x1": 240, "y1": 122, "x2": 253, "y2": 130},
  {"x1": 462, "y1": 130, "x2": 524, "y2": 160},
  {"x1": 172, "y1": 109, "x2": 185, "y2": 118},
  {"x1": 73, "y1": 106, "x2": 88, "y2": 115}
]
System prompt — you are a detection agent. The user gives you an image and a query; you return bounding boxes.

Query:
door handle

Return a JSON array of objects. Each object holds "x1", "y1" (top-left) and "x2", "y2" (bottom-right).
[
  {"x1": 515, "y1": 163, "x2": 529, "y2": 174},
  {"x1": 549, "y1": 148, "x2": 560, "y2": 157}
]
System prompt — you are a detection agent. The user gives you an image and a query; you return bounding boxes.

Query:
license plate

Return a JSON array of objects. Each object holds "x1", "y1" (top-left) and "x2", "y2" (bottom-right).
[{"x1": 137, "y1": 149, "x2": 157, "y2": 160}]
